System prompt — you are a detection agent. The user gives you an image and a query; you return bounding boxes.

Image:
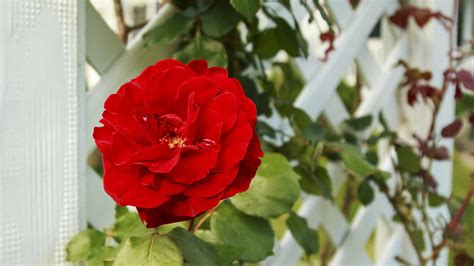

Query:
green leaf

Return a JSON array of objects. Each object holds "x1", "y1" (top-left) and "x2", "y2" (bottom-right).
[
  {"x1": 274, "y1": 18, "x2": 300, "y2": 57},
  {"x1": 428, "y1": 192, "x2": 446, "y2": 207},
  {"x1": 345, "y1": 115, "x2": 373, "y2": 131},
  {"x1": 459, "y1": 203, "x2": 474, "y2": 257},
  {"x1": 286, "y1": 212, "x2": 319, "y2": 255},
  {"x1": 194, "y1": 230, "x2": 220, "y2": 244},
  {"x1": 340, "y1": 147, "x2": 378, "y2": 177},
  {"x1": 211, "y1": 202, "x2": 274, "y2": 262},
  {"x1": 411, "y1": 229, "x2": 425, "y2": 251},
  {"x1": 216, "y1": 245, "x2": 244, "y2": 266},
  {"x1": 168, "y1": 227, "x2": 218, "y2": 266},
  {"x1": 357, "y1": 179, "x2": 375, "y2": 206},
  {"x1": 231, "y1": 153, "x2": 300, "y2": 218},
  {"x1": 174, "y1": 33, "x2": 228, "y2": 67},
  {"x1": 395, "y1": 146, "x2": 421, "y2": 173},
  {"x1": 253, "y1": 28, "x2": 279, "y2": 59},
  {"x1": 230, "y1": 0, "x2": 260, "y2": 21},
  {"x1": 112, "y1": 212, "x2": 150, "y2": 243},
  {"x1": 253, "y1": 18, "x2": 300, "y2": 58},
  {"x1": 143, "y1": 13, "x2": 194, "y2": 47},
  {"x1": 295, "y1": 163, "x2": 333, "y2": 200},
  {"x1": 256, "y1": 121, "x2": 276, "y2": 138},
  {"x1": 114, "y1": 233, "x2": 183, "y2": 266},
  {"x1": 66, "y1": 229, "x2": 106, "y2": 262},
  {"x1": 303, "y1": 123, "x2": 325, "y2": 144},
  {"x1": 201, "y1": 0, "x2": 241, "y2": 38},
  {"x1": 115, "y1": 205, "x2": 129, "y2": 219}
]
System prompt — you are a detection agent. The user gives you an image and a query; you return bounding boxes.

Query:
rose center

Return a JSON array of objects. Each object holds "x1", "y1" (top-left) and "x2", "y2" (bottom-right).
[{"x1": 160, "y1": 135, "x2": 186, "y2": 149}]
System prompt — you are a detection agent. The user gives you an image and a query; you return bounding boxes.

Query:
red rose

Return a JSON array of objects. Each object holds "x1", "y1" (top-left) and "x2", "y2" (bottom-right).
[{"x1": 93, "y1": 59, "x2": 263, "y2": 227}]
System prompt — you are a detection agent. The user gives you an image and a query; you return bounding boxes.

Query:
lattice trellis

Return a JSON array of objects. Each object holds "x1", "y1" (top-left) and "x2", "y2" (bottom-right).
[
  {"x1": 262, "y1": 0, "x2": 455, "y2": 265},
  {"x1": 1, "y1": 0, "x2": 470, "y2": 264}
]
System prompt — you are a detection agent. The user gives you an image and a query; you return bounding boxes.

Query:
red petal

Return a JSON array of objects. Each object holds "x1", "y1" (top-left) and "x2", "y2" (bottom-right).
[
  {"x1": 224, "y1": 134, "x2": 262, "y2": 198},
  {"x1": 144, "y1": 66, "x2": 192, "y2": 114},
  {"x1": 215, "y1": 112, "x2": 253, "y2": 171},
  {"x1": 166, "y1": 145, "x2": 220, "y2": 184},
  {"x1": 103, "y1": 160, "x2": 171, "y2": 208},
  {"x1": 184, "y1": 167, "x2": 239, "y2": 197},
  {"x1": 188, "y1": 60, "x2": 209, "y2": 75},
  {"x1": 111, "y1": 133, "x2": 139, "y2": 166},
  {"x1": 156, "y1": 176, "x2": 188, "y2": 195},
  {"x1": 180, "y1": 93, "x2": 200, "y2": 143},
  {"x1": 175, "y1": 76, "x2": 218, "y2": 111},
  {"x1": 137, "y1": 207, "x2": 192, "y2": 228},
  {"x1": 132, "y1": 59, "x2": 188, "y2": 87},
  {"x1": 93, "y1": 125, "x2": 114, "y2": 157},
  {"x1": 241, "y1": 96, "x2": 258, "y2": 127},
  {"x1": 207, "y1": 92, "x2": 238, "y2": 133},
  {"x1": 197, "y1": 108, "x2": 224, "y2": 141},
  {"x1": 163, "y1": 192, "x2": 224, "y2": 217}
]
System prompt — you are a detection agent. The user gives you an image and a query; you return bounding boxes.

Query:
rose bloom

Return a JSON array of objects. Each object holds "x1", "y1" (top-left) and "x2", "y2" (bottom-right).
[{"x1": 93, "y1": 59, "x2": 263, "y2": 227}]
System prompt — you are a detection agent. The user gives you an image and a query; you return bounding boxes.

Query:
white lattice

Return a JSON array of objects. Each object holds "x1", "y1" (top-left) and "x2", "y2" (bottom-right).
[
  {"x1": 262, "y1": 0, "x2": 455, "y2": 265},
  {"x1": 1, "y1": 0, "x2": 467, "y2": 264}
]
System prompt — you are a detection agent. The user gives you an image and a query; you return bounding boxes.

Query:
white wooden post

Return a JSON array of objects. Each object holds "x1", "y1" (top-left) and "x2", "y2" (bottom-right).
[{"x1": 0, "y1": 0, "x2": 85, "y2": 264}]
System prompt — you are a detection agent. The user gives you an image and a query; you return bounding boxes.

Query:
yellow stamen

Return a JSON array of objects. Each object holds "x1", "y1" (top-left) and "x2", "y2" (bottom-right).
[{"x1": 160, "y1": 135, "x2": 186, "y2": 149}]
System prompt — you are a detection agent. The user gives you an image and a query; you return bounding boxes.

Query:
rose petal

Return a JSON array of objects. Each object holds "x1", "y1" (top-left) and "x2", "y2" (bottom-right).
[
  {"x1": 156, "y1": 176, "x2": 188, "y2": 195},
  {"x1": 132, "y1": 59, "x2": 188, "y2": 87},
  {"x1": 163, "y1": 192, "x2": 224, "y2": 217},
  {"x1": 180, "y1": 93, "x2": 200, "y2": 143},
  {"x1": 137, "y1": 207, "x2": 192, "y2": 228},
  {"x1": 207, "y1": 92, "x2": 238, "y2": 133},
  {"x1": 111, "y1": 133, "x2": 140, "y2": 166},
  {"x1": 224, "y1": 134, "x2": 262, "y2": 198},
  {"x1": 188, "y1": 60, "x2": 209, "y2": 75},
  {"x1": 166, "y1": 145, "x2": 220, "y2": 184},
  {"x1": 183, "y1": 167, "x2": 239, "y2": 198},
  {"x1": 215, "y1": 112, "x2": 253, "y2": 171},
  {"x1": 175, "y1": 77, "x2": 218, "y2": 113},
  {"x1": 144, "y1": 66, "x2": 192, "y2": 114},
  {"x1": 93, "y1": 125, "x2": 114, "y2": 157},
  {"x1": 197, "y1": 108, "x2": 224, "y2": 142},
  {"x1": 103, "y1": 160, "x2": 171, "y2": 208}
]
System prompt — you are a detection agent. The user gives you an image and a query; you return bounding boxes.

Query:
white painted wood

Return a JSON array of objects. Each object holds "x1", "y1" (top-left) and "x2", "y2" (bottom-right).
[
  {"x1": 294, "y1": 0, "x2": 395, "y2": 120},
  {"x1": 86, "y1": 168, "x2": 115, "y2": 230},
  {"x1": 86, "y1": 0, "x2": 125, "y2": 75},
  {"x1": 377, "y1": 225, "x2": 412, "y2": 266},
  {"x1": 423, "y1": 1, "x2": 455, "y2": 264},
  {"x1": 0, "y1": 0, "x2": 85, "y2": 264},
  {"x1": 355, "y1": 35, "x2": 408, "y2": 118}
]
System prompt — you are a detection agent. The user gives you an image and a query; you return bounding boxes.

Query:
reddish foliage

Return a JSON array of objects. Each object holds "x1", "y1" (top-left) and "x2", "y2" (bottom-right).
[
  {"x1": 319, "y1": 31, "x2": 335, "y2": 62},
  {"x1": 389, "y1": 5, "x2": 451, "y2": 30},
  {"x1": 420, "y1": 169, "x2": 437, "y2": 189},
  {"x1": 456, "y1": 70, "x2": 474, "y2": 91},
  {"x1": 432, "y1": 146, "x2": 449, "y2": 160},
  {"x1": 441, "y1": 119, "x2": 463, "y2": 138},
  {"x1": 469, "y1": 113, "x2": 474, "y2": 127},
  {"x1": 397, "y1": 60, "x2": 440, "y2": 106},
  {"x1": 413, "y1": 133, "x2": 449, "y2": 160}
]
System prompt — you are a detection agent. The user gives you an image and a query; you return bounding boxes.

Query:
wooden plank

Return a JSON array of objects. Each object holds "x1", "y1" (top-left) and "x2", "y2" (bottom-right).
[
  {"x1": 0, "y1": 1, "x2": 85, "y2": 263},
  {"x1": 294, "y1": 0, "x2": 396, "y2": 120},
  {"x1": 86, "y1": 168, "x2": 115, "y2": 229},
  {"x1": 85, "y1": 0, "x2": 125, "y2": 75}
]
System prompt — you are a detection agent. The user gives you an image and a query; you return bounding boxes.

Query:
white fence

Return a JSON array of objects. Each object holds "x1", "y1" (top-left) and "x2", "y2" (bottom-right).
[{"x1": 0, "y1": 0, "x2": 471, "y2": 264}]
